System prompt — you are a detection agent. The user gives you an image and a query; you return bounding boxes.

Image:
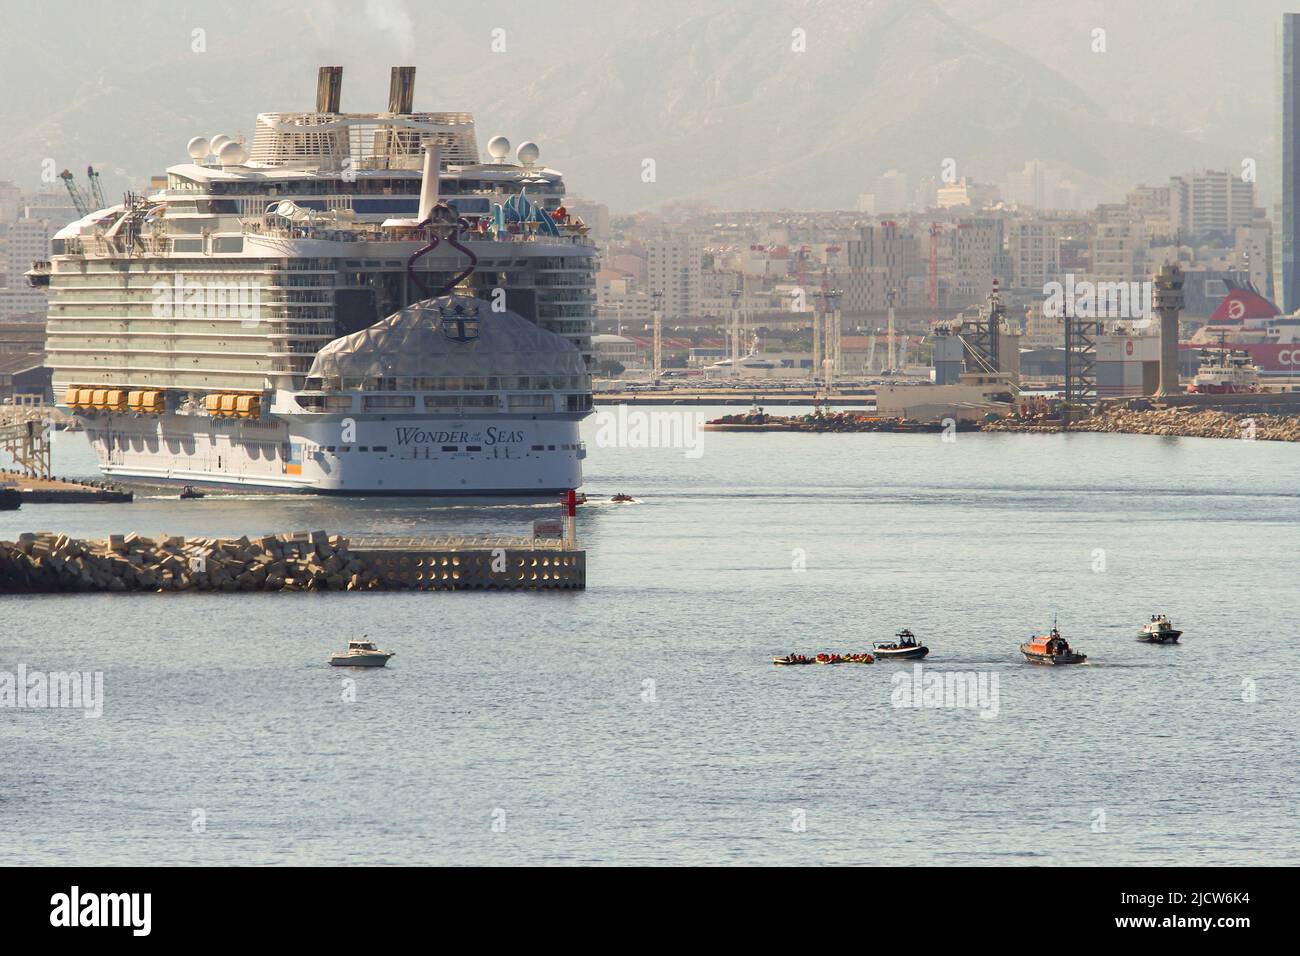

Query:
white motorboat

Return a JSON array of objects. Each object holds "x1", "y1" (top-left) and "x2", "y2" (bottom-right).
[
  {"x1": 1137, "y1": 614, "x2": 1182, "y2": 644},
  {"x1": 329, "y1": 638, "x2": 394, "y2": 667}
]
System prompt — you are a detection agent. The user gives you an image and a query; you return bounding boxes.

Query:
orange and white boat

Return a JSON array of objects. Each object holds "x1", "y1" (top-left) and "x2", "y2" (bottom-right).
[{"x1": 1020, "y1": 620, "x2": 1087, "y2": 665}]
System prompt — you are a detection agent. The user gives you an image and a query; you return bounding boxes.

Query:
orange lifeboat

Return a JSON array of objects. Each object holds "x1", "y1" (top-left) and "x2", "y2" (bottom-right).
[{"x1": 1020, "y1": 622, "x2": 1088, "y2": 665}]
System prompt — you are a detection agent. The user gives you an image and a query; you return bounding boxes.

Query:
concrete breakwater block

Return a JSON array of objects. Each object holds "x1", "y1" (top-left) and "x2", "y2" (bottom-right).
[{"x1": 0, "y1": 530, "x2": 585, "y2": 593}]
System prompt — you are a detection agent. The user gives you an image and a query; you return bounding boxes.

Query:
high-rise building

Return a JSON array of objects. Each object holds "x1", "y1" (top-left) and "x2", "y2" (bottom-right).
[
  {"x1": 1278, "y1": 13, "x2": 1300, "y2": 310},
  {"x1": 872, "y1": 170, "x2": 910, "y2": 215},
  {"x1": 949, "y1": 218, "x2": 1004, "y2": 307},
  {"x1": 1126, "y1": 184, "x2": 1176, "y2": 239},
  {"x1": 1090, "y1": 219, "x2": 1145, "y2": 283},
  {"x1": 645, "y1": 237, "x2": 702, "y2": 320},
  {"x1": 1007, "y1": 220, "x2": 1060, "y2": 291},
  {"x1": 843, "y1": 221, "x2": 921, "y2": 313},
  {"x1": 0, "y1": 216, "x2": 55, "y2": 319},
  {"x1": 1168, "y1": 170, "x2": 1257, "y2": 241},
  {"x1": 1235, "y1": 221, "x2": 1274, "y2": 298}
]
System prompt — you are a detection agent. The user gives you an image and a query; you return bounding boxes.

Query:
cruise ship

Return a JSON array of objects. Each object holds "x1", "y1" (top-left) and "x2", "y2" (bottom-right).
[{"x1": 38, "y1": 66, "x2": 596, "y2": 495}]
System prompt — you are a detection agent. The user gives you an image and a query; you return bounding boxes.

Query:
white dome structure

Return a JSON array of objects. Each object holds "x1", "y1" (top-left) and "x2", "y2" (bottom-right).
[
  {"x1": 217, "y1": 141, "x2": 248, "y2": 166},
  {"x1": 516, "y1": 141, "x2": 539, "y2": 165},
  {"x1": 307, "y1": 295, "x2": 586, "y2": 384},
  {"x1": 486, "y1": 135, "x2": 510, "y2": 162},
  {"x1": 186, "y1": 136, "x2": 210, "y2": 160},
  {"x1": 208, "y1": 134, "x2": 233, "y2": 155}
]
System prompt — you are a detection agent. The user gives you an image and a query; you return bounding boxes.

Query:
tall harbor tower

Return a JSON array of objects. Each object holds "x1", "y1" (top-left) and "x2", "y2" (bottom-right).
[{"x1": 1153, "y1": 263, "x2": 1184, "y2": 396}]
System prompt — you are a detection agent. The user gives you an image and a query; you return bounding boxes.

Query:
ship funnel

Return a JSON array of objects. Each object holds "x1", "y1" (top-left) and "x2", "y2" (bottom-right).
[
  {"x1": 417, "y1": 144, "x2": 441, "y2": 221},
  {"x1": 316, "y1": 66, "x2": 343, "y2": 113},
  {"x1": 388, "y1": 66, "x2": 416, "y2": 114}
]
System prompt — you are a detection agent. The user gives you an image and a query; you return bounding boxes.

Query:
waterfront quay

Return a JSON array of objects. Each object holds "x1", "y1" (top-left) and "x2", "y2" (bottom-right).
[{"x1": 0, "y1": 469, "x2": 133, "y2": 504}]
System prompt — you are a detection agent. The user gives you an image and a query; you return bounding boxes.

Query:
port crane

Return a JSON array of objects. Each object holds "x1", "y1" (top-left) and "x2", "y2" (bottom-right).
[
  {"x1": 87, "y1": 166, "x2": 108, "y2": 209},
  {"x1": 58, "y1": 165, "x2": 107, "y2": 218}
]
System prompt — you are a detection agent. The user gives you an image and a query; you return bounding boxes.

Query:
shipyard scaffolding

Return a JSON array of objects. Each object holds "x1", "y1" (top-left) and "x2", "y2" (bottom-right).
[
  {"x1": 963, "y1": 281, "x2": 1003, "y2": 375},
  {"x1": 1063, "y1": 313, "x2": 1102, "y2": 422}
]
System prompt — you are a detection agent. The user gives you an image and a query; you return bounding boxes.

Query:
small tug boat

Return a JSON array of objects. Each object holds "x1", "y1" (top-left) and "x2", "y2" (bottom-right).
[
  {"x1": 1137, "y1": 614, "x2": 1182, "y2": 644},
  {"x1": 179, "y1": 485, "x2": 205, "y2": 499},
  {"x1": 328, "y1": 637, "x2": 394, "y2": 667},
  {"x1": 1020, "y1": 620, "x2": 1087, "y2": 665},
  {"x1": 873, "y1": 628, "x2": 929, "y2": 660}
]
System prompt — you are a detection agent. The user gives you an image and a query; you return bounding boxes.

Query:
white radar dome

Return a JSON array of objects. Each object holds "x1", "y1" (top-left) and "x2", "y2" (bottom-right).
[
  {"x1": 209, "y1": 134, "x2": 233, "y2": 154},
  {"x1": 516, "y1": 141, "x2": 540, "y2": 165},
  {"x1": 186, "y1": 136, "x2": 210, "y2": 160},
  {"x1": 217, "y1": 141, "x2": 248, "y2": 165},
  {"x1": 486, "y1": 135, "x2": 510, "y2": 162}
]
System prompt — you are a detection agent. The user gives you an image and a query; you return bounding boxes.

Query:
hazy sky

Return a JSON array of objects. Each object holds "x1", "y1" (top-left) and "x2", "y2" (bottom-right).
[{"x1": 0, "y1": 0, "x2": 1292, "y2": 210}]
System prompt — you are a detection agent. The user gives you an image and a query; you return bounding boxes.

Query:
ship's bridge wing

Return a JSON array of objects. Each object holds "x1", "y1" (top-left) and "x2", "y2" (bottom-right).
[{"x1": 306, "y1": 295, "x2": 585, "y2": 383}]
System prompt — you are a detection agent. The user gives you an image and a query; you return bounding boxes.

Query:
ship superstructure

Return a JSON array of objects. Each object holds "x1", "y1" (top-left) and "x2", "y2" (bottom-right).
[{"x1": 42, "y1": 67, "x2": 597, "y2": 494}]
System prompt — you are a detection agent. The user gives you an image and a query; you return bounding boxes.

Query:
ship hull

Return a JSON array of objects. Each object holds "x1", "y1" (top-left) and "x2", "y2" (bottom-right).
[
  {"x1": 1019, "y1": 644, "x2": 1087, "y2": 665},
  {"x1": 874, "y1": 646, "x2": 929, "y2": 660},
  {"x1": 1136, "y1": 631, "x2": 1181, "y2": 644},
  {"x1": 1020, "y1": 653, "x2": 1087, "y2": 665},
  {"x1": 80, "y1": 410, "x2": 586, "y2": 495},
  {"x1": 1187, "y1": 384, "x2": 1256, "y2": 395}
]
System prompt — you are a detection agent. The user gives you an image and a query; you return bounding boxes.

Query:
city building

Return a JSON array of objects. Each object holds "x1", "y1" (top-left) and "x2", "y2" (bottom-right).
[
  {"x1": 1007, "y1": 219, "x2": 1060, "y2": 292},
  {"x1": 1169, "y1": 170, "x2": 1258, "y2": 241},
  {"x1": 871, "y1": 170, "x2": 910, "y2": 216},
  {"x1": 645, "y1": 237, "x2": 702, "y2": 321},
  {"x1": 843, "y1": 221, "x2": 921, "y2": 314},
  {"x1": 1235, "y1": 222, "x2": 1274, "y2": 298},
  {"x1": 0, "y1": 216, "x2": 57, "y2": 318}
]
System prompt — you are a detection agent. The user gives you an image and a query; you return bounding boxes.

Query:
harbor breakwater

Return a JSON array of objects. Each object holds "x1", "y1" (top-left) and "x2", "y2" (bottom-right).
[
  {"x1": 0, "y1": 530, "x2": 585, "y2": 593},
  {"x1": 984, "y1": 406, "x2": 1300, "y2": 442},
  {"x1": 703, "y1": 405, "x2": 1300, "y2": 442},
  {"x1": 701, "y1": 412, "x2": 978, "y2": 433}
]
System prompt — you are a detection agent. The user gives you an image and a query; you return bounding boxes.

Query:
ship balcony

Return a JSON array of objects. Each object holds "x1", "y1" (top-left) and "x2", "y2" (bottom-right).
[
  {"x1": 245, "y1": 220, "x2": 595, "y2": 248},
  {"x1": 268, "y1": 330, "x2": 336, "y2": 342},
  {"x1": 536, "y1": 290, "x2": 597, "y2": 304},
  {"x1": 272, "y1": 358, "x2": 316, "y2": 374}
]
